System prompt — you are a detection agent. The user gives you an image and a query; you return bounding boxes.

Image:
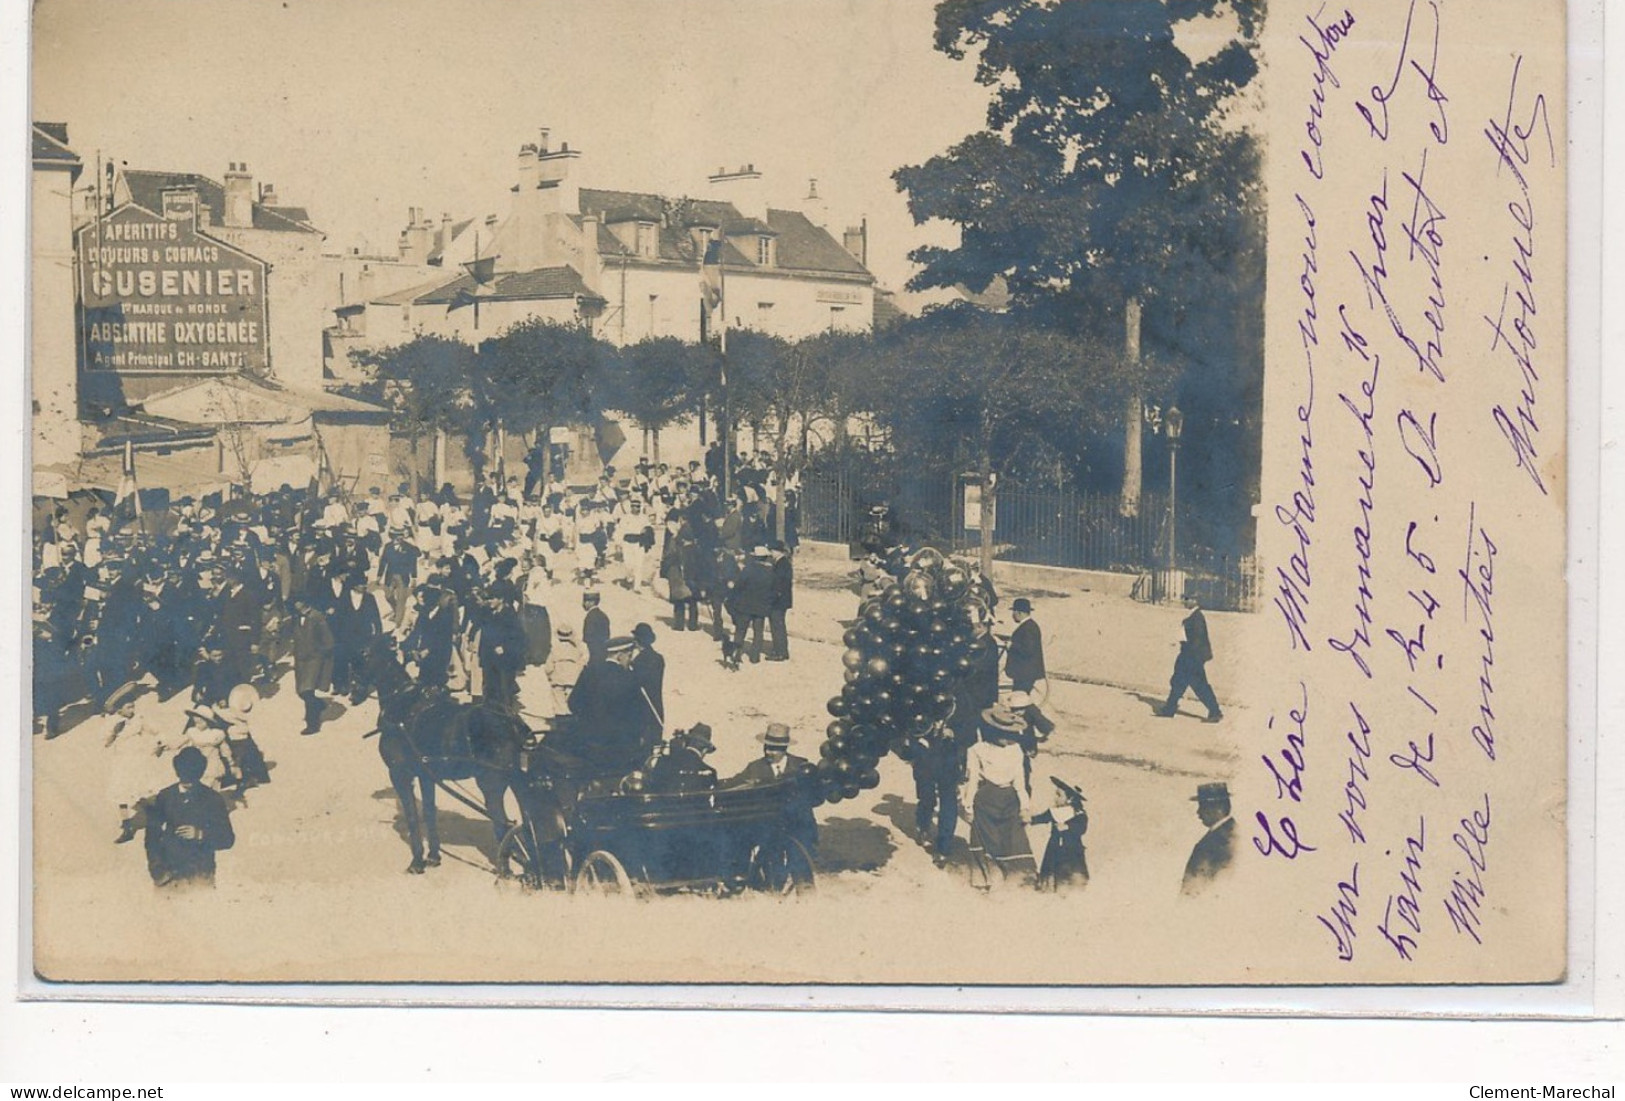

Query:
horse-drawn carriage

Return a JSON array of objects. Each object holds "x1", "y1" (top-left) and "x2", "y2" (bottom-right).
[
  {"x1": 496, "y1": 769, "x2": 817, "y2": 897},
  {"x1": 373, "y1": 655, "x2": 816, "y2": 896}
]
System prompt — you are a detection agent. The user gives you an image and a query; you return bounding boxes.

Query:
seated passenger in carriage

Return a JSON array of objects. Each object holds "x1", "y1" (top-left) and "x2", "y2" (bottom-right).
[
  {"x1": 723, "y1": 722, "x2": 818, "y2": 854},
  {"x1": 641, "y1": 723, "x2": 718, "y2": 794}
]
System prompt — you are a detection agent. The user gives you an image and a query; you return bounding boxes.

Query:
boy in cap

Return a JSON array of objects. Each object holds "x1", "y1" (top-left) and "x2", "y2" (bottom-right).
[{"x1": 143, "y1": 746, "x2": 236, "y2": 887}]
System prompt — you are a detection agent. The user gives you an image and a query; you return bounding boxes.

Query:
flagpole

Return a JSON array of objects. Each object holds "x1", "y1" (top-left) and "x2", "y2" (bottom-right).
[{"x1": 719, "y1": 247, "x2": 730, "y2": 502}]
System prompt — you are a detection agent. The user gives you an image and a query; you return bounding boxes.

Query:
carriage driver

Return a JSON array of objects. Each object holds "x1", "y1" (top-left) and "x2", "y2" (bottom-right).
[{"x1": 552, "y1": 635, "x2": 658, "y2": 776}]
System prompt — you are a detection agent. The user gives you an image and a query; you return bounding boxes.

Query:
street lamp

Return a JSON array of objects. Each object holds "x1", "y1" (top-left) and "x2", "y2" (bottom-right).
[{"x1": 1165, "y1": 404, "x2": 1184, "y2": 576}]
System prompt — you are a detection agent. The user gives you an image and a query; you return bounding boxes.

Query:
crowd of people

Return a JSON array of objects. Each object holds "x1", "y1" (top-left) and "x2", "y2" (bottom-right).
[
  {"x1": 32, "y1": 446, "x2": 1231, "y2": 895},
  {"x1": 32, "y1": 453, "x2": 817, "y2": 880}
]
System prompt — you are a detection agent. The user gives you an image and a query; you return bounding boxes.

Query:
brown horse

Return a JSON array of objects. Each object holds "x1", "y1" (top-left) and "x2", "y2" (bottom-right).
[{"x1": 371, "y1": 650, "x2": 531, "y2": 874}]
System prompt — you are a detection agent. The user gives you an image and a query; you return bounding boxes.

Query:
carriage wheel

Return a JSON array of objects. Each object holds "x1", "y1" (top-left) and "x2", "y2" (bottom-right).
[
  {"x1": 496, "y1": 823, "x2": 569, "y2": 891},
  {"x1": 746, "y1": 837, "x2": 817, "y2": 896},
  {"x1": 573, "y1": 850, "x2": 636, "y2": 897}
]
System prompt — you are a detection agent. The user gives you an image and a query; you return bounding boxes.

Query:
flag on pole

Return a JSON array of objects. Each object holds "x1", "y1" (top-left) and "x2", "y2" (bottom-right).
[
  {"x1": 114, "y1": 439, "x2": 142, "y2": 520},
  {"x1": 700, "y1": 237, "x2": 726, "y2": 350},
  {"x1": 700, "y1": 238, "x2": 724, "y2": 311}
]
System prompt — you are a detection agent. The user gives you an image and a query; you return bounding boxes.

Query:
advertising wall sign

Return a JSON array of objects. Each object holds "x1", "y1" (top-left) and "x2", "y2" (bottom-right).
[{"x1": 77, "y1": 204, "x2": 270, "y2": 374}]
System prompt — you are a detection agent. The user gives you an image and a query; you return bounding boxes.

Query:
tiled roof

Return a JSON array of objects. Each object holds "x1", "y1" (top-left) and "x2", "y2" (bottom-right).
[
  {"x1": 577, "y1": 187, "x2": 870, "y2": 278},
  {"x1": 32, "y1": 122, "x2": 81, "y2": 167},
  {"x1": 369, "y1": 274, "x2": 463, "y2": 306},
  {"x1": 264, "y1": 204, "x2": 313, "y2": 225},
  {"x1": 411, "y1": 266, "x2": 603, "y2": 305},
  {"x1": 765, "y1": 209, "x2": 870, "y2": 276},
  {"x1": 122, "y1": 169, "x2": 321, "y2": 235}
]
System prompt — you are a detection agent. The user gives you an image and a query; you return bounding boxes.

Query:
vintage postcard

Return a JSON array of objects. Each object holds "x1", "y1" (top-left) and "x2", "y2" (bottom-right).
[{"x1": 24, "y1": 0, "x2": 1567, "y2": 987}]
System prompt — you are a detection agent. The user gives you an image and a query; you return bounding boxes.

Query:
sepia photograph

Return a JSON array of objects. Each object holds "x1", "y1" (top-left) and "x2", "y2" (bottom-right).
[{"x1": 23, "y1": 0, "x2": 1572, "y2": 988}]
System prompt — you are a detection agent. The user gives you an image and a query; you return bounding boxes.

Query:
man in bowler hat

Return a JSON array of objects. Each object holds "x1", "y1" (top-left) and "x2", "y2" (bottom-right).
[{"x1": 1181, "y1": 781, "x2": 1236, "y2": 895}]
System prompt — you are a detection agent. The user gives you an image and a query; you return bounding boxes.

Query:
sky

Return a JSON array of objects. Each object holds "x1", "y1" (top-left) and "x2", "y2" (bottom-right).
[{"x1": 31, "y1": 0, "x2": 992, "y2": 302}]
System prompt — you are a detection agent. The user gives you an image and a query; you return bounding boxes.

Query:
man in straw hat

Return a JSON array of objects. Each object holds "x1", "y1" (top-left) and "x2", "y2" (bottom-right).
[
  {"x1": 1181, "y1": 781, "x2": 1236, "y2": 896},
  {"x1": 725, "y1": 723, "x2": 811, "y2": 787},
  {"x1": 724, "y1": 722, "x2": 817, "y2": 853}
]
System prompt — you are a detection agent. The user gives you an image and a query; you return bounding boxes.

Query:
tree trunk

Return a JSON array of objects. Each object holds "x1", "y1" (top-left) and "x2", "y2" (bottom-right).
[
  {"x1": 1119, "y1": 295, "x2": 1144, "y2": 518},
  {"x1": 979, "y1": 449, "x2": 995, "y2": 577},
  {"x1": 652, "y1": 427, "x2": 661, "y2": 465},
  {"x1": 432, "y1": 428, "x2": 447, "y2": 492}
]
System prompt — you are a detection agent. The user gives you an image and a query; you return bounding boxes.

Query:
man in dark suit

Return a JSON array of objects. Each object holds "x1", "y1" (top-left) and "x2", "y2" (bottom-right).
[
  {"x1": 564, "y1": 636, "x2": 652, "y2": 774},
  {"x1": 766, "y1": 541, "x2": 793, "y2": 661},
  {"x1": 644, "y1": 724, "x2": 718, "y2": 793},
  {"x1": 1181, "y1": 781, "x2": 1236, "y2": 895},
  {"x1": 1004, "y1": 597, "x2": 1046, "y2": 694},
  {"x1": 629, "y1": 622, "x2": 665, "y2": 735},
  {"x1": 581, "y1": 590, "x2": 611, "y2": 665},
  {"x1": 144, "y1": 746, "x2": 236, "y2": 887},
  {"x1": 327, "y1": 572, "x2": 383, "y2": 704},
  {"x1": 728, "y1": 546, "x2": 775, "y2": 666},
  {"x1": 477, "y1": 592, "x2": 528, "y2": 714},
  {"x1": 1156, "y1": 600, "x2": 1223, "y2": 722},
  {"x1": 291, "y1": 593, "x2": 335, "y2": 736},
  {"x1": 724, "y1": 722, "x2": 817, "y2": 853},
  {"x1": 406, "y1": 585, "x2": 457, "y2": 690},
  {"x1": 213, "y1": 565, "x2": 262, "y2": 689}
]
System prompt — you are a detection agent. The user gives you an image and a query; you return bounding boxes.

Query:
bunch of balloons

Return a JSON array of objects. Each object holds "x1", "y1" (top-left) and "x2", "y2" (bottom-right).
[{"x1": 810, "y1": 547, "x2": 995, "y2": 805}]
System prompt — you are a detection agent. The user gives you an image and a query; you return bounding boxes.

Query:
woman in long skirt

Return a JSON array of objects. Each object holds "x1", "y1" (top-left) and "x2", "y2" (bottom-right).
[{"x1": 959, "y1": 704, "x2": 1038, "y2": 888}]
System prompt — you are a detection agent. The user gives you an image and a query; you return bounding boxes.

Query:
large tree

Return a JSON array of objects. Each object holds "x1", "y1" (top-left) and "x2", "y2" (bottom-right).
[
  {"x1": 895, "y1": 0, "x2": 1264, "y2": 520},
  {"x1": 477, "y1": 318, "x2": 609, "y2": 480},
  {"x1": 600, "y1": 336, "x2": 714, "y2": 464},
  {"x1": 349, "y1": 334, "x2": 480, "y2": 492},
  {"x1": 871, "y1": 305, "x2": 1123, "y2": 571}
]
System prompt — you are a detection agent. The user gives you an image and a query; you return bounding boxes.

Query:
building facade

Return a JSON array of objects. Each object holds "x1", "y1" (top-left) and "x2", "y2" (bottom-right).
[
  {"x1": 336, "y1": 130, "x2": 875, "y2": 357},
  {"x1": 32, "y1": 123, "x2": 83, "y2": 475}
]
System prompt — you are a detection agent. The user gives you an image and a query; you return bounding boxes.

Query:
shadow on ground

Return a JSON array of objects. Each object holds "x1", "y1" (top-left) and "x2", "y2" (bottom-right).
[{"x1": 814, "y1": 815, "x2": 896, "y2": 873}]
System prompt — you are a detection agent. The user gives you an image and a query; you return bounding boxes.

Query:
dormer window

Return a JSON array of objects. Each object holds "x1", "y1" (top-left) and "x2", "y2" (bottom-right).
[
  {"x1": 635, "y1": 222, "x2": 657, "y2": 259},
  {"x1": 757, "y1": 236, "x2": 775, "y2": 267}
]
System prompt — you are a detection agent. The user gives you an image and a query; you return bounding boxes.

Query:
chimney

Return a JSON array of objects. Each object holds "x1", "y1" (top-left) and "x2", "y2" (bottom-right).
[
  {"x1": 223, "y1": 161, "x2": 253, "y2": 228},
  {"x1": 400, "y1": 206, "x2": 434, "y2": 264},
  {"x1": 843, "y1": 220, "x2": 868, "y2": 267},
  {"x1": 538, "y1": 128, "x2": 551, "y2": 154},
  {"x1": 579, "y1": 213, "x2": 602, "y2": 293},
  {"x1": 259, "y1": 181, "x2": 279, "y2": 207},
  {"x1": 517, "y1": 143, "x2": 539, "y2": 197},
  {"x1": 708, "y1": 164, "x2": 766, "y2": 223},
  {"x1": 802, "y1": 177, "x2": 830, "y2": 230},
  {"x1": 439, "y1": 212, "x2": 455, "y2": 262},
  {"x1": 537, "y1": 133, "x2": 582, "y2": 216}
]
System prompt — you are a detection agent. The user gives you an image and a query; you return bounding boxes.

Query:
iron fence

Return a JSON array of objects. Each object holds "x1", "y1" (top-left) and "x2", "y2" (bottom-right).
[{"x1": 800, "y1": 471, "x2": 1260, "y2": 612}]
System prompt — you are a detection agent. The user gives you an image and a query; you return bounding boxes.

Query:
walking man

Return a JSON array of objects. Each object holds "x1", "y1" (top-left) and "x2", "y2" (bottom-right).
[
  {"x1": 291, "y1": 593, "x2": 334, "y2": 736},
  {"x1": 1156, "y1": 599, "x2": 1223, "y2": 722},
  {"x1": 767, "y1": 540, "x2": 793, "y2": 662}
]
